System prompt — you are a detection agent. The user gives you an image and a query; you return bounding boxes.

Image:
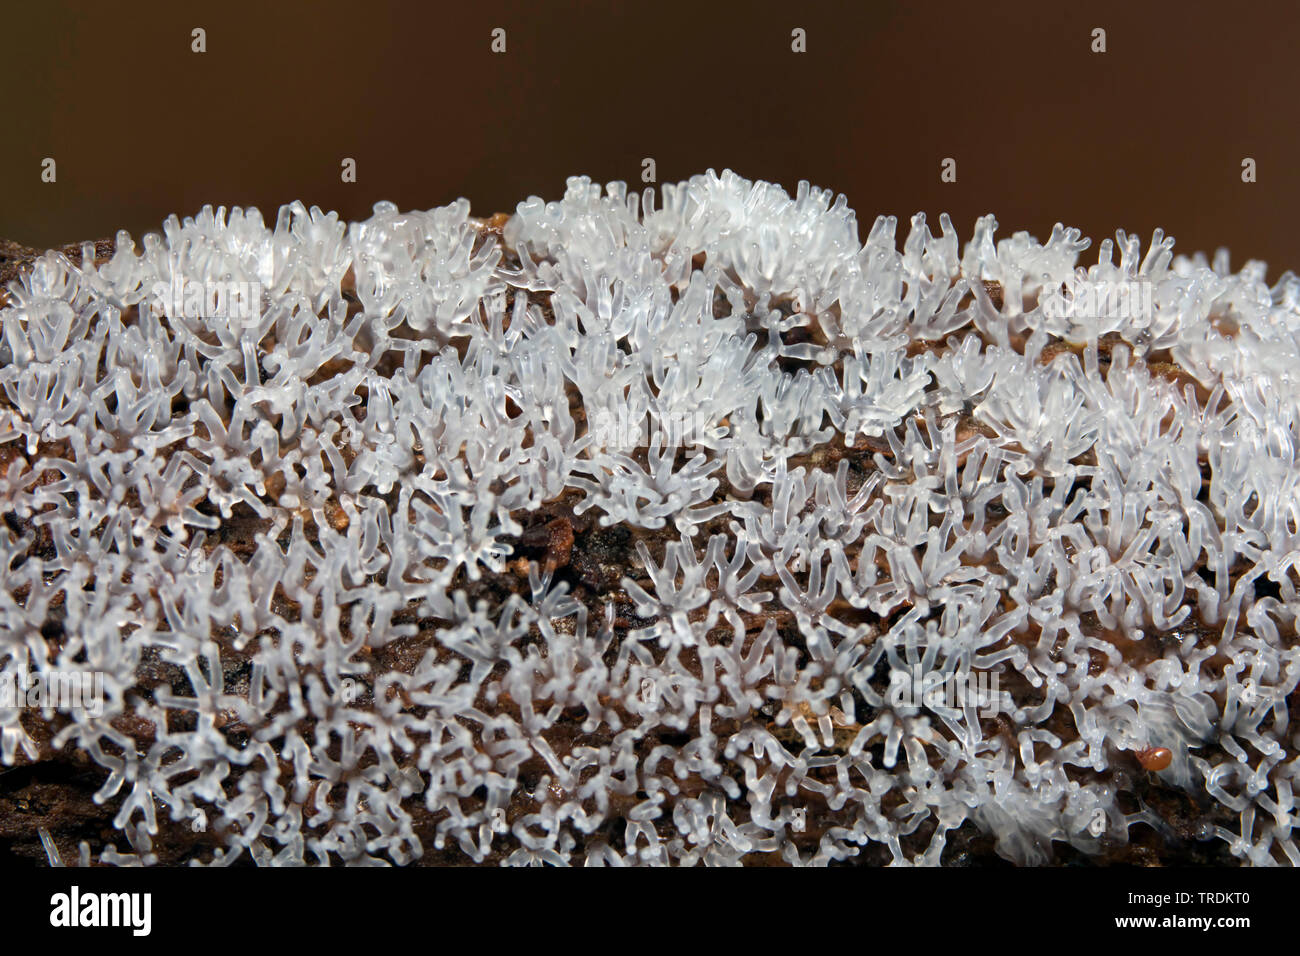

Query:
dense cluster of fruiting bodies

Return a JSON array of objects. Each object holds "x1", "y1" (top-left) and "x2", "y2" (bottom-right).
[{"x1": 1, "y1": 171, "x2": 1297, "y2": 865}]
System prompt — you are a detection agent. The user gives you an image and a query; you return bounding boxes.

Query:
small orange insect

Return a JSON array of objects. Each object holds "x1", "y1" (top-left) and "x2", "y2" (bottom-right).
[{"x1": 1134, "y1": 746, "x2": 1173, "y2": 772}]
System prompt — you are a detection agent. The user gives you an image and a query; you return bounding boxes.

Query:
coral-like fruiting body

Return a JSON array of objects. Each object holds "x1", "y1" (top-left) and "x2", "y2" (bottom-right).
[{"x1": 2, "y1": 171, "x2": 1299, "y2": 866}]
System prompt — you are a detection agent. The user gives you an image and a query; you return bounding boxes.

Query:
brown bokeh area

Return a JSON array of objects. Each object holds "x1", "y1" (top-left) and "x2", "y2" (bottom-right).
[{"x1": 4, "y1": 0, "x2": 1299, "y2": 276}]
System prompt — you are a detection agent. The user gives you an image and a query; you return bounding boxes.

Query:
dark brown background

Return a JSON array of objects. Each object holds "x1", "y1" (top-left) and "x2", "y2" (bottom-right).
[{"x1": 4, "y1": 0, "x2": 1299, "y2": 276}]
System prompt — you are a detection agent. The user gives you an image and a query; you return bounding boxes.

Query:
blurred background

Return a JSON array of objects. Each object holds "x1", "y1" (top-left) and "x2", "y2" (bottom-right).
[{"x1": 4, "y1": 0, "x2": 1299, "y2": 274}]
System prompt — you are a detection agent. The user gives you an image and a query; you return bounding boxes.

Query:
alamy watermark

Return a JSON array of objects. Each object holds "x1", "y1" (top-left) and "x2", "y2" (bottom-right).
[
  {"x1": 887, "y1": 665, "x2": 1001, "y2": 718},
  {"x1": 587, "y1": 408, "x2": 719, "y2": 453},
  {"x1": 1, "y1": 668, "x2": 105, "y2": 717},
  {"x1": 147, "y1": 276, "x2": 262, "y2": 324},
  {"x1": 1039, "y1": 277, "x2": 1154, "y2": 324},
  {"x1": 49, "y1": 886, "x2": 151, "y2": 936}
]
